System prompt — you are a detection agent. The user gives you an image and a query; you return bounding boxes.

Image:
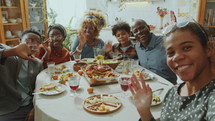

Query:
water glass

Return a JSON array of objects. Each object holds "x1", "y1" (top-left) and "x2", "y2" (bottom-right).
[
  {"x1": 47, "y1": 62, "x2": 55, "y2": 77},
  {"x1": 122, "y1": 58, "x2": 131, "y2": 74},
  {"x1": 93, "y1": 47, "x2": 104, "y2": 58},
  {"x1": 130, "y1": 59, "x2": 139, "y2": 73},
  {"x1": 112, "y1": 52, "x2": 120, "y2": 60}
]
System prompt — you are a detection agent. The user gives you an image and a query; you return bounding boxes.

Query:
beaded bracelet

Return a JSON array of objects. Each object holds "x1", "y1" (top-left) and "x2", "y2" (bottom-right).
[{"x1": 76, "y1": 46, "x2": 82, "y2": 53}]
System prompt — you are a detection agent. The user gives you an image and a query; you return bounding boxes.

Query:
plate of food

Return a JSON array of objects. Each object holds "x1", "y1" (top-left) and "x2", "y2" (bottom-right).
[
  {"x1": 103, "y1": 59, "x2": 121, "y2": 69},
  {"x1": 73, "y1": 62, "x2": 88, "y2": 71},
  {"x1": 151, "y1": 94, "x2": 162, "y2": 106},
  {"x1": 82, "y1": 58, "x2": 96, "y2": 63},
  {"x1": 83, "y1": 94, "x2": 122, "y2": 114},
  {"x1": 82, "y1": 64, "x2": 119, "y2": 86},
  {"x1": 129, "y1": 93, "x2": 162, "y2": 106},
  {"x1": 39, "y1": 82, "x2": 66, "y2": 95},
  {"x1": 134, "y1": 71, "x2": 155, "y2": 80},
  {"x1": 54, "y1": 64, "x2": 70, "y2": 74}
]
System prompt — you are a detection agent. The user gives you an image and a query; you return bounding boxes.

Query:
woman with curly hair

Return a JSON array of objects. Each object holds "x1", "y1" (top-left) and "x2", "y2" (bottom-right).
[{"x1": 71, "y1": 9, "x2": 106, "y2": 59}]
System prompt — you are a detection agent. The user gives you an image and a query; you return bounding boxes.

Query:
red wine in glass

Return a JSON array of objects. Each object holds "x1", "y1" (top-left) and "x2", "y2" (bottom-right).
[
  {"x1": 120, "y1": 77, "x2": 131, "y2": 91},
  {"x1": 120, "y1": 82, "x2": 129, "y2": 91},
  {"x1": 70, "y1": 85, "x2": 79, "y2": 91},
  {"x1": 75, "y1": 59, "x2": 80, "y2": 63}
]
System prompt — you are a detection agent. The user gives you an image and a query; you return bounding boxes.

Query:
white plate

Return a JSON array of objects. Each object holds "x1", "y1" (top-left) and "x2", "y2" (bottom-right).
[
  {"x1": 40, "y1": 84, "x2": 66, "y2": 95},
  {"x1": 82, "y1": 58, "x2": 95, "y2": 63},
  {"x1": 151, "y1": 94, "x2": 162, "y2": 106},
  {"x1": 129, "y1": 94, "x2": 162, "y2": 106},
  {"x1": 144, "y1": 73, "x2": 155, "y2": 80}
]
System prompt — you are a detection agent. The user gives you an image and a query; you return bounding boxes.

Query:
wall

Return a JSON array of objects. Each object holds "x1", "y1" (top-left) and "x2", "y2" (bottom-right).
[
  {"x1": 46, "y1": 0, "x2": 199, "y2": 42},
  {"x1": 46, "y1": 0, "x2": 86, "y2": 28},
  {"x1": 46, "y1": 0, "x2": 199, "y2": 28},
  {"x1": 92, "y1": 0, "x2": 199, "y2": 27}
]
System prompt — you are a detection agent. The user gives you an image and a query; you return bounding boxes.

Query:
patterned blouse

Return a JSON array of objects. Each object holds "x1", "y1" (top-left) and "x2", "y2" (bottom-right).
[{"x1": 160, "y1": 78, "x2": 215, "y2": 121}]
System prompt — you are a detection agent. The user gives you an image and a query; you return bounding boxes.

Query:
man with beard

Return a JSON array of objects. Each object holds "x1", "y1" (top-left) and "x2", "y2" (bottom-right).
[{"x1": 132, "y1": 19, "x2": 177, "y2": 84}]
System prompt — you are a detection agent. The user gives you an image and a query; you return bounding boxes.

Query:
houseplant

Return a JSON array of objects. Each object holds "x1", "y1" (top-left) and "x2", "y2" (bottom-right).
[{"x1": 47, "y1": 8, "x2": 77, "y2": 51}]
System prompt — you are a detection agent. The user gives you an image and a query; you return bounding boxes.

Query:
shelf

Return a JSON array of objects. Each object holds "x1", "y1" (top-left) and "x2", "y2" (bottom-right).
[
  {"x1": 28, "y1": 7, "x2": 43, "y2": 9},
  {"x1": 207, "y1": 0, "x2": 215, "y2": 2},
  {"x1": 5, "y1": 38, "x2": 20, "y2": 42},
  {"x1": 3, "y1": 23, "x2": 21, "y2": 26},
  {"x1": 0, "y1": 6, "x2": 20, "y2": 9},
  {"x1": 30, "y1": 21, "x2": 43, "y2": 24}
]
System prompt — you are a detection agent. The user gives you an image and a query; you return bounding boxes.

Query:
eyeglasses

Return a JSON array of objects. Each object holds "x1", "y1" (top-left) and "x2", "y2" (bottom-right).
[{"x1": 162, "y1": 16, "x2": 208, "y2": 41}]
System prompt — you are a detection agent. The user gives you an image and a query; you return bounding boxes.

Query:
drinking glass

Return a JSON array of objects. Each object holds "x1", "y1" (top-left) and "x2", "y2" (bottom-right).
[
  {"x1": 118, "y1": 74, "x2": 131, "y2": 98},
  {"x1": 47, "y1": 61, "x2": 55, "y2": 78},
  {"x1": 130, "y1": 59, "x2": 139, "y2": 73},
  {"x1": 122, "y1": 58, "x2": 131, "y2": 74},
  {"x1": 93, "y1": 48, "x2": 104, "y2": 58},
  {"x1": 112, "y1": 52, "x2": 120, "y2": 60},
  {"x1": 68, "y1": 75, "x2": 81, "y2": 97},
  {"x1": 73, "y1": 54, "x2": 81, "y2": 63}
]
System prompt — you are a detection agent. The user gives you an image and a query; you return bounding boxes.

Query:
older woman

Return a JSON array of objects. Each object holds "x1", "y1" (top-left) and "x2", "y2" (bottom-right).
[
  {"x1": 35, "y1": 24, "x2": 70, "y2": 68},
  {"x1": 71, "y1": 9, "x2": 106, "y2": 59},
  {"x1": 130, "y1": 21, "x2": 215, "y2": 121}
]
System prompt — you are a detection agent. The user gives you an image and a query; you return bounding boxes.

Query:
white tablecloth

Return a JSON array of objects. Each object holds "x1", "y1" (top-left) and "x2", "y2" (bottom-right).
[{"x1": 34, "y1": 61, "x2": 173, "y2": 121}]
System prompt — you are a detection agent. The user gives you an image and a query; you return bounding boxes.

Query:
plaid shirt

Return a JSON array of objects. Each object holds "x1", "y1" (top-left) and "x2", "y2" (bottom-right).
[{"x1": 105, "y1": 41, "x2": 138, "y2": 59}]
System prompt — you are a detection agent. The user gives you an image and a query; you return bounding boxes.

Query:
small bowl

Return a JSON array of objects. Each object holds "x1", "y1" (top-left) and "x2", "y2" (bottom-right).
[
  {"x1": 34, "y1": 16, "x2": 40, "y2": 22},
  {"x1": 9, "y1": 19, "x2": 17, "y2": 23},
  {"x1": 105, "y1": 62, "x2": 121, "y2": 69},
  {"x1": 73, "y1": 62, "x2": 88, "y2": 71}
]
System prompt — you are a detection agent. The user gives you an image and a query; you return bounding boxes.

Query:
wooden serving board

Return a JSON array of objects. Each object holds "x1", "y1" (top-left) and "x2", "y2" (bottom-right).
[{"x1": 83, "y1": 94, "x2": 122, "y2": 114}]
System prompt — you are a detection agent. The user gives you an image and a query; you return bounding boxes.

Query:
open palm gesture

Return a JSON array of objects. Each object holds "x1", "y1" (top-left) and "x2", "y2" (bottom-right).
[{"x1": 130, "y1": 73, "x2": 153, "y2": 120}]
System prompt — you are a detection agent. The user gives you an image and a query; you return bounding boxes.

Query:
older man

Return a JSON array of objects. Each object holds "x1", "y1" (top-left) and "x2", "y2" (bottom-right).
[
  {"x1": 0, "y1": 29, "x2": 43, "y2": 121},
  {"x1": 132, "y1": 19, "x2": 177, "y2": 84}
]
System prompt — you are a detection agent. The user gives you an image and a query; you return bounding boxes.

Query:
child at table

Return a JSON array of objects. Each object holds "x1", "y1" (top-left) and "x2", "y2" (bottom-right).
[
  {"x1": 130, "y1": 21, "x2": 215, "y2": 121},
  {"x1": 35, "y1": 24, "x2": 70, "y2": 68},
  {"x1": 104, "y1": 21, "x2": 137, "y2": 60}
]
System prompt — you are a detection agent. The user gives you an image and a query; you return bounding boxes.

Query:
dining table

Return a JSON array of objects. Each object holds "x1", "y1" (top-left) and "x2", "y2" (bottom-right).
[{"x1": 34, "y1": 61, "x2": 173, "y2": 121}]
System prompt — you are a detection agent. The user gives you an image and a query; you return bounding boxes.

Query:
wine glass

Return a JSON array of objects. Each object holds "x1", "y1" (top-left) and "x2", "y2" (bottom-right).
[
  {"x1": 73, "y1": 54, "x2": 81, "y2": 63},
  {"x1": 68, "y1": 75, "x2": 80, "y2": 97},
  {"x1": 118, "y1": 74, "x2": 131, "y2": 98}
]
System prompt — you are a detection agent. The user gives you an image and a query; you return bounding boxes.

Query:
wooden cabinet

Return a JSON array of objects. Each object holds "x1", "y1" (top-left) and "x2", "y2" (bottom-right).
[
  {"x1": 25, "y1": 0, "x2": 48, "y2": 39},
  {"x1": 0, "y1": 0, "x2": 48, "y2": 46},
  {"x1": 197, "y1": 0, "x2": 215, "y2": 38},
  {"x1": 0, "y1": 0, "x2": 27, "y2": 46},
  {"x1": 198, "y1": 0, "x2": 215, "y2": 74}
]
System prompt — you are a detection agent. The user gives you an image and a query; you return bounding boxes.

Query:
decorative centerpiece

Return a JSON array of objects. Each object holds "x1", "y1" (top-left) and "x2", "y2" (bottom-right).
[{"x1": 156, "y1": 7, "x2": 168, "y2": 29}]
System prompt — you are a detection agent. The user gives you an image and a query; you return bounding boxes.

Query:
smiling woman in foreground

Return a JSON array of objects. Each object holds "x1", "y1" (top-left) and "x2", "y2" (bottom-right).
[{"x1": 130, "y1": 21, "x2": 215, "y2": 121}]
